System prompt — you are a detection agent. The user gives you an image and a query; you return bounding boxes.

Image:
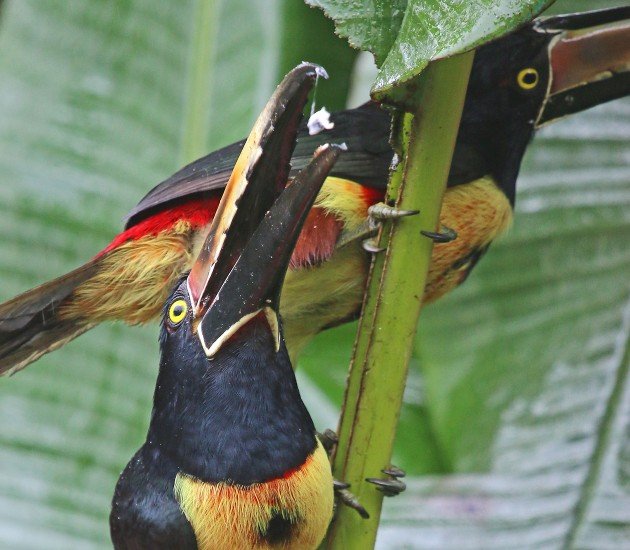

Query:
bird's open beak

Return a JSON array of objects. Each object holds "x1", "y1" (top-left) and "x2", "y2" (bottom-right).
[
  {"x1": 187, "y1": 63, "x2": 342, "y2": 357},
  {"x1": 187, "y1": 62, "x2": 326, "y2": 310},
  {"x1": 536, "y1": 6, "x2": 630, "y2": 126}
]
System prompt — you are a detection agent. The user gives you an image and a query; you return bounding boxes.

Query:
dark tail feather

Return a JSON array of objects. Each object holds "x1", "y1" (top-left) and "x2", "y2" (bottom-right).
[{"x1": 0, "y1": 260, "x2": 101, "y2": 376}]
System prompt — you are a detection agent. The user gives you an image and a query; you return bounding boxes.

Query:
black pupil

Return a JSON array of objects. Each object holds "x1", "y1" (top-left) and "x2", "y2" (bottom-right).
[
  {"x1": 173, "y1": 304, "x2": 183, "y2": 317},
  {"x1": 523, "y1": 71, "x2": 536, "y2": 84}
]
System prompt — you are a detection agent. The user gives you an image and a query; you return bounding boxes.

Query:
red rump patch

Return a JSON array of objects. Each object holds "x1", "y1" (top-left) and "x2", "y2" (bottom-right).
[
  {"x1": 100, "y1": 196, "x2": 341, "y2": 270},
  {"x1": 99, "y1": 196, "x2": 221, "y2": 256},
  {"x1": 290, "y1": 207, "x2": 342, "y2": 269},
  {"x1": 360, "y1": 185, "x2": 385, "y2": 206},
  {"x1": 290, "y1": 185, "x2": 384, "y2": 269}
]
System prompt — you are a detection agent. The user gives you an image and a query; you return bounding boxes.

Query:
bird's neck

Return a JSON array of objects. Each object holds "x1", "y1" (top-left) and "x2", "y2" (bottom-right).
[
  {"x1": 147, "y1": 316, "x2": 317, "y2": 485},
  {"x1": 453, "y1": 101, "x2": 536, "y2": 206}
]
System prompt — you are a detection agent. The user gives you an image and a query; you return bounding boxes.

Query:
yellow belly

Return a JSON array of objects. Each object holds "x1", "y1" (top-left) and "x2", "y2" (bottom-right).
[{"x1": 174, "y1": 441, "x2": 333, "y2": 550}]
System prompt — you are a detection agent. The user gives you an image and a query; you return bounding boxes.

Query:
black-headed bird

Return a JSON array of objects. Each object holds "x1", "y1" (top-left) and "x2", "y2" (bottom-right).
[{"x1": 110, "y1": 63, "x2": 340, "y2": 549}]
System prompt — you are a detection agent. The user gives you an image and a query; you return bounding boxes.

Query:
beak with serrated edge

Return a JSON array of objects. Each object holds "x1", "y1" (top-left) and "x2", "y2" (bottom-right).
[
  {"x1": 185, "y1": 61, "x2": 341, "y2": 358},
  {"x1": 187, "y1": 62, "x2": 328, "y2": 314},
  {"x1": 535, "y1": 6, "x2": 630, "y2": 127}
]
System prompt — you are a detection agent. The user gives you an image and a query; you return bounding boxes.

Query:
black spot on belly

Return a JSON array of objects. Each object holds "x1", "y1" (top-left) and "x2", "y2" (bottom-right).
[{"x1": 259, "y1": 509, "x2": 298, "y2": 545}]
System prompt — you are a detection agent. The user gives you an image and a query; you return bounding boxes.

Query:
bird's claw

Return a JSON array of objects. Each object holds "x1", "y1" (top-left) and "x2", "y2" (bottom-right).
[
  {"x1": 362, "y1": 238, "x2": 386, "y2": 254},
  {"x1": 365, "y1": 477, "x2": 407, "y2": 497},
  {"x1": 366, "y1": 466, "x2": 407, "y2": 497},
  {"x1": 382, "y1": 466, "x2": 406, "y2": 478},
  {"x1": 317, "y1": 429, "x2": 338, "y2": 456},
  {"x1": 368, "y1": 202, "x2": 419, "y2": 222},
  {"x1": 363, "y1": 202, "x2": 419, "y2": 254},
  {"x1": 333, "y1": 479, "x2": 350, "y2": 491},
  {"x1": 333, "y1": 466, "x2": 405, "y2": 519},
  {"x1": 421, "y1": 225, "x2": 457, "y2": 243},
  {"x1": 333, "y1": 480, "x2": 370, "y2": 519}
]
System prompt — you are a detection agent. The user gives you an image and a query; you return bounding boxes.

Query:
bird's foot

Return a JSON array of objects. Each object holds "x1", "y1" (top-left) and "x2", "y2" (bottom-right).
[
  {"x1": 334, "y1": 480, "x2": 370, "y2": 519},
  {"x1": 362, "y1": 202, "x2": 419, "y2": 253},
  {"x1": 321, "y1": 430, "x2": 369, "y2": 519},
  {"x1": 366, "y1": 466, "x2": 407, "y2": 497},
  {"x1": 321, "y1": 430, "x2": 404, "y2": 516},
  {"x1": 317, "y1": 429, "x2": 338, "y2": 457},
  {"x1": 421, "y1": 225, "x2": 457, "y2": 243},
  {"x1": 368, "y1": 203, "x2": 419, "y2": 224},
  {"x1": 362, "y1": 239, "x2": 386, "y2": 253},
  {"x1": 333, "y1": 466, "x2": 405, "y2": 519}
]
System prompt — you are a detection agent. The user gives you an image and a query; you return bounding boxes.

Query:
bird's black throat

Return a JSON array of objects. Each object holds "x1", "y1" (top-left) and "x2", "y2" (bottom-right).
[{"x1": 147, "y1": 300, "x2": 316, "y2": 486}]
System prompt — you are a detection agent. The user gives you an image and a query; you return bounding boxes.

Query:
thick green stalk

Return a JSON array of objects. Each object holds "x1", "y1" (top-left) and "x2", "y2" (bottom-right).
[
  {"x1": 325, "y1": 51, "x2": 474, "y2": 550},
  {"x1": 179, "y1": 0, "x2": 218, "y2": 164}
]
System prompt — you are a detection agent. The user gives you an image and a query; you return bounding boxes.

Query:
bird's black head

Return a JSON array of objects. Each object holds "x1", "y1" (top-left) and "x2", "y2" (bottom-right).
[
  {"x1": 455, "y1": 6, "x2": 630, "y2": 205},
  {"x1": 149, "y1": 276, "x2": 318, "y2": 484}
]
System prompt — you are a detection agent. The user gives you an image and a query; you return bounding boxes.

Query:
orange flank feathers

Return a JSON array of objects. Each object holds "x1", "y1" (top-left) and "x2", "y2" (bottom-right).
[
  {"x1": 174, "y1": 441, "x2": 334, "y2": 550},
  {"x1": 424, "y1": 177, "x2": 513, "y2": 303}
]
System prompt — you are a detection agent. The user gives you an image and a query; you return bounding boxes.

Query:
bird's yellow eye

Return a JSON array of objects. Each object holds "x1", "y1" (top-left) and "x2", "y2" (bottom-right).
[
  {"x1": 168, "y1": 299, "x2": 188, "y2": 325},
  {"x1": 517, "y1": 68, "x2": 539, "y2": 90}
]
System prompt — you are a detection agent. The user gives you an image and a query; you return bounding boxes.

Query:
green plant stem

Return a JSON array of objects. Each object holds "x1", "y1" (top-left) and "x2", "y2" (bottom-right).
[{"x1": 325, "y1": 51, "x2": 474, "y2": 550}]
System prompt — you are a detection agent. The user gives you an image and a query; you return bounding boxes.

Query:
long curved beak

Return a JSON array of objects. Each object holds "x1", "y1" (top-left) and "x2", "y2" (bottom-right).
[
  {"x1": 186, "y1": 62, "x2": 342, "y2": 357},
  {"x1": 536, "y1": 6, "x2": 630, "y2": 126},
  {"x1": 187, "y1": 62, "x2": 326, "y2": 312}
]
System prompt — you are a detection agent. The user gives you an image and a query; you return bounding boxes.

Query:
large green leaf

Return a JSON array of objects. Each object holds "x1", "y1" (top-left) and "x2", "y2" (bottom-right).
[
  {"x1": 306, "y1": 0, "x2": 407, "y2": 65},
  {"x1": 308, "y1": 0, "x2": 554, "y2": 98}
]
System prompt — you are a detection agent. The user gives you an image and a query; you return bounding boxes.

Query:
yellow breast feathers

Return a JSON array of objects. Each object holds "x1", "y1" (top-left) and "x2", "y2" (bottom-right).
[{"x1": 174, "y1": 441, "x2": 333, "y2": 549}]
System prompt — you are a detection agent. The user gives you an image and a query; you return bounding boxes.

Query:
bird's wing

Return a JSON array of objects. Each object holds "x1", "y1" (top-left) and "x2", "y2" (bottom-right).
[{"x1": 124, "y1": 103, "x2": 394, "y2": 228}]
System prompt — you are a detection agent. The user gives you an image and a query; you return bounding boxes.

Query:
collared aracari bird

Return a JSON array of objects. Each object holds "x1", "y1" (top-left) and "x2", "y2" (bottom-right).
[
  {"x1": 0, "y1": 7, "x2": 629, "y2": 375},
  {"x1": 110, "y1": 64, "x2": 338, "y2": 550}
]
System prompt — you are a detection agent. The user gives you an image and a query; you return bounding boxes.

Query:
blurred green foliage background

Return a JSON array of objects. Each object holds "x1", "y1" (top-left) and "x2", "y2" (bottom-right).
[{"x1": 0, "y1": 0, "x2": 627, "y2": 548}]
